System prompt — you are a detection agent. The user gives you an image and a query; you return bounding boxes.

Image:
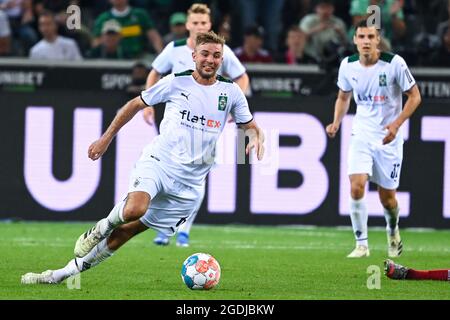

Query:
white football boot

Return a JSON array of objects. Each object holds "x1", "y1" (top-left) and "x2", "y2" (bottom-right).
[
  {"x1": 387, "y1": 229, "x2": 403, "y2": 258},
  {"x1": 21, "y1": 270, "x2": 59, "y2": 284},
  {"x1": 347, "y1": 245, "x2": 370, "y2": 258},
  {"x1": 74, "y1": 222, "x2": 105, "y2": 258}
]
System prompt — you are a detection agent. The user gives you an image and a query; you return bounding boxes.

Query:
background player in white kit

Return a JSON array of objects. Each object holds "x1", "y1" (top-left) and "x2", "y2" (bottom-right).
[
  {"x1": 21, "y1": 31, "x2": 264, "y2": 285},
  {"x1": 326, "y1": 20, "x2": 421, "y2": 258},
  {"x1": 144, "y1": 3, "x2": 250, "y2": 247}
]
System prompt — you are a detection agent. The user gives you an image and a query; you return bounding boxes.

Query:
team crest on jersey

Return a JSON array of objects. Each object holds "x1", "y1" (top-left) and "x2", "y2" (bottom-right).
[
  {"x1": 218, "y1": 94, "x2": 227, "y2": 111},
  {"x1": 379, "y1": 73, "x2": 387, "y2": 87}
]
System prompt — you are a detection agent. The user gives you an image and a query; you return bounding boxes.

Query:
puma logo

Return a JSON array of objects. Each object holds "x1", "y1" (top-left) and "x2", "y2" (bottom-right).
[{"x1": 181, "y1": 92, "x2": 190, "y2": 100}]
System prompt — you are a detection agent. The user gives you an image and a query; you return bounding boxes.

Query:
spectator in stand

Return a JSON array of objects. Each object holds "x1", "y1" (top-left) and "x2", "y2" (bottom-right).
[
  {"x1": 93, "y1": 0, "x2": 163, "y2": 59},
  {"x1": 432, "y1": 27, "x2": 450, "y2": 67},
  {"x1": 349, "y1": 0, "x2": 406, "y2": 49},
  {"x1": 162, "y1": 12, "x2": 187, "y2": 46},
  {"x1": 283, "y1": 25, "x2": 315, "y2": 64},
  {"x1": 0, "y1": 0, "x2": 38, "y2": 55},
  {"x1": 299, "y1": 0, "x2": 348, "y2": 64},
  {"x1": 87, "y1": 19, "x2": 129, "y2": 59},
  {"x1": 237, "y1": 0, "x2": 285, "y2": 54},
  {"x1": 234, "y1": 25, "x2": 273, "y2": 63},
  {"x1": 34, "y1": 0, "x2": 75, "y2": 25},
  {"x1": 436, "y1": 0, "x2": 450, "y2": 42},
  {"x1": 126, "y1": 61, "x2": 149, "y2": 95},
  {"x1": 216, "y1": 14, "x2": 232, "y2": 44},
  {"x1": 34, "y1": 0, "x2": 93, "y2": 57},
  {"x1": 0, "y1": 9, "x2": 11, "y2": 55},
  {"x1": 29, "y1": 11, "x2": 82, "y2": 60}
]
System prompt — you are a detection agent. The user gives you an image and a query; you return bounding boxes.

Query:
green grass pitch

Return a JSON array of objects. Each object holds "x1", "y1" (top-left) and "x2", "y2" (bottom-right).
[{"x1": 1, "y1": 222, "x2": 449, "y2": 300}]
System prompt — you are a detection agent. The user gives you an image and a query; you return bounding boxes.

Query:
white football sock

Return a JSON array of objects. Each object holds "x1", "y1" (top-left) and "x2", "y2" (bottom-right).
[
  {"x1": 98, "y1": 200, "x2": 126, "y2": 237},
  {"x1": 75, "y1": 239, "x2": 114, "y2": 272},
  {"x1": 51, "y1": 259, "x2": 79, "y2": 283},
  {"x1": 384, "y1": 206, "x2": 400, "y2": 236},
  {"x1": 51, "y1": 239, "x2": 114, "y2": 283},
  {"x1": 350, "y1": 198, "x2": 368, "y2": 247}
]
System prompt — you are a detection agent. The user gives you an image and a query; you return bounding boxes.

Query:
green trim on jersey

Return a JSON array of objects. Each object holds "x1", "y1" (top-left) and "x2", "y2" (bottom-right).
[
  {"x1": 379, "y1": 52, "x2": 395, "y2": 63},
  {"x1": 217, "y1": 74, "x2": 233, "y2": 83},
  {"x1": 348, "y1": 54, "x2": 359, "y2": 63},
  {"x1": 174, "y1": 69, "x2": 194, "y2": 77},
  {"x1": 174, "y1": 38, "x2": 187, "y2": 47}
]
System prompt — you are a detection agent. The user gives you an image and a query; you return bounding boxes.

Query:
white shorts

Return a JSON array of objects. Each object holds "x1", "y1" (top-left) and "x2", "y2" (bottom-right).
[
  {"x1": 127, "y1": 154, "x2": 205, "y2": 236},
  {"x1": 348, "y1": 137, "x2": 403, "y2": 190}
]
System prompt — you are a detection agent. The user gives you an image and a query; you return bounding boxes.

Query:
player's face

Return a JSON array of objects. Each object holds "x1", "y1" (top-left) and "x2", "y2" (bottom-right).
[
  {"x1": 193, "y1": 43, "x2": 223, "y2": 79},
  {"x1": 186, "y1": 13, "x2": 212, "y2": 38},
  {"x1": 353, "y1": 27, "x2": 380, "y2": 56}
]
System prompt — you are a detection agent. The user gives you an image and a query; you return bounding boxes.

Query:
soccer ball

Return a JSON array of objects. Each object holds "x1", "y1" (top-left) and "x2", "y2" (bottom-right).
[{"x1": 181, "y1": 253, "x2": 221, "y2": 290}]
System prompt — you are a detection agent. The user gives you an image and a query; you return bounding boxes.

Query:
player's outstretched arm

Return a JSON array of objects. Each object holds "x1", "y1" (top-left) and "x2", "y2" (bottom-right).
[
  {"x1": 142, "y1": 69, "x2": 162, "y2": 126},
  {"x1": 239, "y1": 119, "x2": 265, "y2": 161},
  {"x1": 88, "y1": 96, "x2": 147, "y2": 160},
  {"x1": 326, "y1": 89, "x2": 352, "y2": 138},
  {"x1": 383, "y1": 84, "x2": 421, "y2": 145}
]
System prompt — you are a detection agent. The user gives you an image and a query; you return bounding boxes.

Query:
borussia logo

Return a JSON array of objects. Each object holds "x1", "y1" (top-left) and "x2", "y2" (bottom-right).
[
  {"x1": 379, "y1": 73, "x2": 387, "y2": 87},
  {"x1": 218, "y1": 94, "x2": 227, "y2": 111}
]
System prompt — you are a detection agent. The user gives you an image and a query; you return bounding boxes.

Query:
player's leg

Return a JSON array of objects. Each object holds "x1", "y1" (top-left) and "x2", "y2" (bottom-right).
[
  {"x1": 21, "y1": 220, "x2": 148, "y2": 284},
  {"x1": 347, "y1": 173, "x2": 370, "y2": 258},
  {"x1": 74, "y1": 191, "x2": 150, "y2": 257},
  {"x1": 372, "y1": 141, "x2": 403, "y2": 257},
  {"x1": 385, "y1": 260, "x2": 450, "y2": 281},
  {"x1": 347, "y1": 138, "x2": 373, "y2": 258},
  {"x1": 175, "y1": 182, "x2": 205, "y2": 247},
  {"x1": 378, "y1": 187, "x2": 402, "y2": 257}
]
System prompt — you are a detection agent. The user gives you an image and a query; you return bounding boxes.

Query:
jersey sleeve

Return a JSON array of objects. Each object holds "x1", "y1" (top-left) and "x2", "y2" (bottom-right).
[
  {"x1": 221, "y1": 45, "x2": 246, "y2": 80},
  {"x1": 337, "y1": 58, "x2": 352, "y2": 92},
  {"x1": 393, "y1": 55, "x2": 416, "y2": 92},
  {"x1": 230, "y1": 83, "x2": 253, "y2": 124},
  {"x1": 140, "y1": 74, "x2": 174, "y2": 106},
  {"x1": 151, "y1": 42, "x2": 174, "y2": 74}
]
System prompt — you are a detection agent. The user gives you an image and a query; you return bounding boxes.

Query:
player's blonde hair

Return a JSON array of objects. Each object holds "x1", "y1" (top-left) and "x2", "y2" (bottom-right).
[
  {"x1": 187, "y1": 3, "x2": 211, "y2": 18},
  {"x1": 195, "y1": 31, "x2": 225, "y2": 47}
]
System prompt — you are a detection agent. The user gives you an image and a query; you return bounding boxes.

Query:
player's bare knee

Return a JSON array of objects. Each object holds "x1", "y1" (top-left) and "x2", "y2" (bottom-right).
[
  {"x1": 350, "y1": 184, "x2": 365, "y2": 199},
  {"x1": 123, "y1": 203, "x2": 148, "y2": 221}
]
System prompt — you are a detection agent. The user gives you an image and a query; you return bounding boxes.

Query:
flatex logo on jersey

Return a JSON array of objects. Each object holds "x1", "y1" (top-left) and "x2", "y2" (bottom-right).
[
  {"x1": 179, "y1": 110, "x2": 222, "y2": 129},
  {"x1": 356, "y1": 93, "x2": 389, "y2": 104}
]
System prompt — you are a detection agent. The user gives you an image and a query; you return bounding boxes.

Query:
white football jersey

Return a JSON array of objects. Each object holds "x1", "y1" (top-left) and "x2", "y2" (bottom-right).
[
  {"x1": 140, "y1": 70, "x2": 253, "y2": 186},
  {"x1": 151, "y1": 39, "x2": 246, "y2": 80},
  {"x1": 337, "y1": 52, "x2": 416, "y2": 144}
]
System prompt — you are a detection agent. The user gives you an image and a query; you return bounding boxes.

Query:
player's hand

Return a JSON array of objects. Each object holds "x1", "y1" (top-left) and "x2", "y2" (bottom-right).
[
  {"x1": 246, "y1": 136, "x2": 265, "y2": 161},
  {"x1": 326, "y1": 123, "x2": 340, "y2": 138},
  {"x1": 88, "y1": 137, "x2": 111, "y2": 161},
  {"x1": 227, "y1": 115, "x2": 234, "y2": 123},
  {"x1": 143, "y1": 106, "x2": 155, "y2": 126},
  {"x1": 383, "y1": 123, "x2": 399, "y2": 145}
]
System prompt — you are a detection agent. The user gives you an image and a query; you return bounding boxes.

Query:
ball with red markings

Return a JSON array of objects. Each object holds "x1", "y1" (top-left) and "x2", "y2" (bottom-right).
[{"x1": 181, "y1": 253, "x2": 221, "y2": 290}]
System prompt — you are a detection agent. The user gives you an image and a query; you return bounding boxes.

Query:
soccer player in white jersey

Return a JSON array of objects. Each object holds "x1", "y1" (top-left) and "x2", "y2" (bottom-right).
[
  {"x1": 21, "y1": 31, "x2": 264, "y2": 285},
  {"x1": 326, "y1": 20, "x2": 421, "y2": 258},
  {"x1": 144, "y1": 3, "x2": 250, "y2": 247}
]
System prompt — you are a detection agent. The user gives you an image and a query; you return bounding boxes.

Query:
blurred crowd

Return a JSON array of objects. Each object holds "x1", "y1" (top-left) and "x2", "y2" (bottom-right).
[{"x1": 0, "y1": 0, "x2": 449, "y2": 68}]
